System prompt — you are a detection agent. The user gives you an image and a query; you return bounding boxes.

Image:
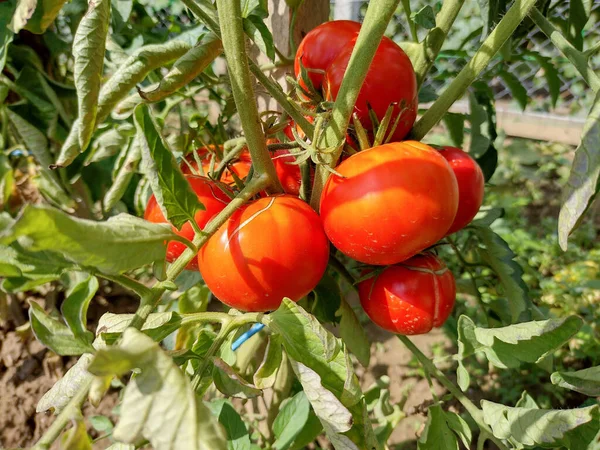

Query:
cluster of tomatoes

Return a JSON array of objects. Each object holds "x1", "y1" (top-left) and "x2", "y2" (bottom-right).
[{"x1": 144, "y1": 21, "x2": 485, "y2": 336}]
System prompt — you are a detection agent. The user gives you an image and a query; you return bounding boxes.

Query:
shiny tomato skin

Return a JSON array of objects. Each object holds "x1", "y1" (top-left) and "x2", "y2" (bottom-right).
[
  {"x1": 439, "y1": 146, "x2": 485, "y2": 235},
  {"x1": 294, "y1": 20, "x2": 361, "y2": 92},
  {"x1": 144, "y1": 176, "x2": 231, "y2": 270},
  {"x1": 358, "y1": 253, "x2": 456, "y2": 335},
  {"x1": 198, "y1": 195, "x2": 329, "y2": 312},
  {"x1": 181, "y1": 147, "x2": 252, "y2": 185},
  {"x1": 323, "y1": 36, "x2": 418, "y2": 142},
  {"x1": 271, "y1": 150, "x2": 303, "y2": 196},
  {"x1": 320, "y1": 141, "x2": 458, "y2": 265}
]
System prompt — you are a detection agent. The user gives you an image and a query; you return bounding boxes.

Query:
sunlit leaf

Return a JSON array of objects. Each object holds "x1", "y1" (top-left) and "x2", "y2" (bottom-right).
[
  {"x1": 24, "y1": 0, "x2": 68, "y2": 33},
  {"x1": 551, "y1": 365, "x2": 600, "y2": 397},
  {"x1": 336, "y1": 299, "x2": 370, "y2": 367},
  {"x1": 243, "y1": 15, "x2": 275, "y2": 61},
  {"x1": 272, "y1": 391, "x2": 311, "y2": 450},
  {"x1": 60, "y1": 417, "x2": 92, "y2": 450},
  {"x1": 61, "y1": 272, "x2": 98, "y2": 343},
  {"x1": 207, "y1": 399, "x2": 257, "y2": 450},
  {"x1": 411, "y1": 5, "x2": 436, "y2": 29},
  {"x1": 418, "y1": 404, "x2": 458, "y2": 450},
  {"x1": 212, "y1": 357, "x2": 262, "y2": 399},
  {"x1": 253, "y1": 333, "x2": 282, "y2": 389},
  {"x1": 9, "y1": 0, "x2": 37, "y2": 33}
]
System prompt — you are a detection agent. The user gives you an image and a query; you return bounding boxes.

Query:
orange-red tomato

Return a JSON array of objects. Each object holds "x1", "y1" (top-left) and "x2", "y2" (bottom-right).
[
  {"x1": 144, "y1": 176, "x2": 231, "y2": 270},
  {"x1": 198, "y1": 195, "x2": 329, "y2": 312},
  {"x1": 439, "y1": 146, "x2": 485, "y2": 235},
  {"x1": 271, "y1": 150, "x2": 303, "y2": 196},
  {"x1": 358, "y1": 253, "x2": 456, "y2": 335},
  {"x1": 319, "y1": 141, "x2": 458, "y2": 265},
  {"x1": 181, "y1": 147, "x2": 252, "y2": 185},
  {"x1": 323, "y1": 36, "x2": 418, "y2": 142},
  {"x1": 294, "y1": 20, "x2": 361, "y2": 92}
]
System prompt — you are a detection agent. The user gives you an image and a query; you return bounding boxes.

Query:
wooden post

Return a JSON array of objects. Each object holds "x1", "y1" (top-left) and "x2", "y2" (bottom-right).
[{"x1": 254, "y1": 0, "x2": 330, "y2": 111}]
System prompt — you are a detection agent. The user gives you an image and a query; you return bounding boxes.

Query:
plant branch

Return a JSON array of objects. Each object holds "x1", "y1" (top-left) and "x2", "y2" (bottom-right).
[
  {"x1": 215, "y1": 0, "x2": 282, "y2": 193},
  {"x1": 401, "y1": 0, "x2": 418, "y2": 42},
  {"x1": 309, "y1": 0, "x2": 402, "y2": 210},
  {"x1": 410, "y1": 0, "x2": 466, "y2": 86},
  {"x1": 411, "y1": 0, "x2": 539, "y2": 140},
  {"x1": 97, "y1": 273, "x2": 152, "y2": 298},
  {"x1": 529, "y1": 7, "x2": 600, "y2": 93},
  {"x1": 180, "y1": 0, "x2": 314, "y2": 138},
  {"x1": 397, "y1": 335, "x2": 509, "y2": 450}
]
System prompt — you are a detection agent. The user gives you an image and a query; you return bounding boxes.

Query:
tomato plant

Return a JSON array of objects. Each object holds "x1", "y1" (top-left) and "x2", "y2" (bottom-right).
[
  {"x1": 1, "y1": 0, "x2": 599, "y2": 449},
  {"x1": 320, "y1": 141, "x2": 458, "y2": 265},
  {"x1": 198, "y1": 195, "x2": 329, "y2": 312},
  {"x1": 358, "y1": 253, "x2": 456, "y2": 335}
]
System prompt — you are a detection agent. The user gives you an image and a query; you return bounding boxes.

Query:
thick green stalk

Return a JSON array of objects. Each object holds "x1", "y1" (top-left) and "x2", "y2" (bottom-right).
[
  {"x1": 410, "y1": 0, "x2": 466, "y2": 86},
  {"x1": 180, "y1": 0, "x2": 314, "y2": 138},
  {"x1": 529, "y1": 7, "x2": 600, "y2": 93},
  {"x1": 411, "y1": 0, "x2": 540, "y2": 140},
  {"x1": 309, "y1": 0, "x2": 402, "y2": 210},
  {"x1": 397, "y1": 335, "x2": 509, "y2": 450},
  {"x1": 401, "y1": 0, "x2": 418, "y2": 42},
  {"x1": 215, "y1": 0, "x2": 282, "y2": 193}
]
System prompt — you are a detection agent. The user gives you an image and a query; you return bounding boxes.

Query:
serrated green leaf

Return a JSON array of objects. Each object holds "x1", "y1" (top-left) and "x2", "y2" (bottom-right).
[
  {"x1": 411, "y1": 5, "x2": 436, "y2": 29},
  {"x1": 336, "y1": 299, "x2": 370, "y2": 367},
  {"x1": 37, "y1": 354, "x2": 94, "y2": 414},
  {"x1": 253, "y1": 333, "x2": 282, "y2": 389},
  {"x1": 1, "y1": 205, "x2": 179, "y2": 275},
  {"x1": 458, "y1": 315, "x2": 582, "y2": 369},
  {"x1": 139, "y1": 34, "x2": 222, "y2": 103},
  {"x1": 207, "y1": 399, "x2": 254, "y2": 450},
  {"x1": 0, "y1": 2, "x2": 17, "y2": 72},
  {"x1": 243, "y1": 15, "x2": 275, "y2": 61},
  {"x1": 9, "y1": 0, "x2": 37, "y2": 34},
  {"x1": 28, "y1": 301, "x2": 95, "y2": 355},
  {"x1": 73, "y1": 0, "x2": 110, "y2": 150},
  {"x1": 134, "y1": 104, "x2": 204, "y2": 230},
  {"x1": 499, "y1": 69, "x2": 528, "y2": 111},
  {"x1": 558, "y1": 92, "x2": 600, "y2": 251},
  {"x1": 482, "y1": 400, "x2": 600, "y2": 449},
  {"x1": 418, "y1": 404, "x2": 459, "y2": 450},
  {"x1": 567, "y1": 0, "x2": 592, "y2": 51},
  {"x1": 273, "y1": 391, "x2": 311, "y2": 450},
  {"x1": 60, "y1": 273, "x2": 97, "y2": 344},
  {"x1": 551, "y1": 365, "x2": 600, "y2": 396},
  {"x1": 24, "y1": 0, "x2": 68, "y2": 33},
  {"x1": 472, "y1": 226, "x2": 531, "y2": 323},
  {"x1": 6, "y1": 108, "x2": 50, "y2": 168},
  {"x1": 442, "y1": 113, "x2": 465, "y2": 148},
  {"x1": 89, "y1": 328, "x2": 227, "y2": 450},
  {"x1": 212, "y1": 357, "x2": 262, "y2": 399}
]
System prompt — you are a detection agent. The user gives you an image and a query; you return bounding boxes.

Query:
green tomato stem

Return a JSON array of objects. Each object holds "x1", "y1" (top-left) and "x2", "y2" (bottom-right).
[
  {"x1": 401, "y1": 0, "x2": 418, "y2": 42},
  {"x1": 410, "y1": 0, "x2": 466, "y2": 87},
  {"x1": 529, "y1": 7, "x2": 600, "y2": 94},
  {"x1": 397, "y1": 335, "x2": 510, "y2": 450},
  {"x1": 411, "y1": 0, "x2": 539, "y2": 141},
  {"x1": 180, "y1": 0, "x2": 314, "y2": 138},
  {"x1": 215, "y1": 0, "x2": 283, "y2": 194},
  {"x1": 309, "y1": 0, "x2": 402, "y2": 210}
]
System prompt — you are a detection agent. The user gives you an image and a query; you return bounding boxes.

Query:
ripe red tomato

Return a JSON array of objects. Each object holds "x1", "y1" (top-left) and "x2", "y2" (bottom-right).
[
  {"x1": 271, "y1": 150, "x2": 303, "y2": 196},
  {"x1": 294, "y1": 20, "x2": 361, "y2": 92},
  {"x1": 198, "y1": 195, "x2": 329, "y2": 312},
  {"x1": 144, "y1": 176, "x2": 231, "y2": 270},
  {"x1": 439, "y1": 146, "x2": 485, "y2": 235},
  {"x1": 323, "y1": 36, "x2": 418, "y2": 142},
  {"x1": 358, "y1": 253, "x2": 456, "y2": 335},
  {"x1": 181, "y1": 147, "x2": 252, "y2": 185},
  {"x1": 320, "y1": 141, "x2": 458, "y2": 265}
]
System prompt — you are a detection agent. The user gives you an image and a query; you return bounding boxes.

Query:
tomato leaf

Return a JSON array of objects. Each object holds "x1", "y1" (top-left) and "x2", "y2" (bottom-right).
[
  {"x1": 60, "y1": 272, "x2": 98, "y2": 344},
  {"x1": 6, "y1": 108, "x2": 51, "y2": 168},
  {"x1": 289, "y1": 412, "x2": 323, "y2": 450},
  {"x1": 558, "y1": 92, "x2": 600, "y2": 251},
  {"x1": 0, "y1": 2, "x2": 16, "y2": 72},
  {"x1": 442, "y1": 113, "x2": 465, "y2": 148},
  {"x1": 498, "y1": 69, "x2": 528, "y2": 111},
  {"x1": 87, "y1": 124, "x2": 135, "y2": 165},
  {"x1": 88, "y1": 328, "x2": 228, "y2": 450},
  {"x1": 482, "y1": 401, "x2": 600, "y2": 449},
  {"x1": 134, "y1": 104, "x2": 204, "y2": 230},
  {"x1": 0, "y1": 204, "x2": 180, "y2": 275},
  {"x1": 457, "y1": 315, "x2": 582, "y2": 369},
  {"x1": 417, "y1": 404, "x2": 459, "y2": 450},
  {"x1": 243, "y1": 15, "x2": 275, "y2": 61},
  {"x1": 272, "y1": 391, "x2": 311, "y2": 450},
  {"x1": 253, "y1": 333, "x2": 282, "y2": 389},
  {"x1": 567, "y1": 0, "x2": 592, "y2": 51},
  {"x1": 60, "y1": 417, "x2": 92, "y2": 450},
  {"x1": 37, "y1": 354, "x2": 94, "y2": 414},
  {"x1": 477, "y1": 0, "x2": 507, "y2": 37},
  {"x1": 110, "y1": 0, "x2": 132, "y2": 31},
  {"x1": 104, "y1": 135, "x2": 142, "y2": 211},
  {"x1": 472, "y1": 225, "x2": 532, "y2": 323},
  {"x1": 411, "y1": 5, "x2": 436, "y2": 29},
  {"x1": 212, "y1": 357, "x2": 262, "y2": 399},
  {"x1": 73, "y1": 0, "x2": 110, "y2": 150},
  {"x1": 515, "y1": 390, "x2": 539, "y2": 409},
  {"x1": 336, "y1": 299, "x2": 370, "y2": 367},
  {"x1": 95, "y1": 311, "x2": 182, "y2": 346},
  {"x1": 28, "y1": 300, "x2": 95, "y2": 355},
  {"x1": 9, "y1": 0, "x2": 37, "y2": 33},
  {"x1": 551, "y1": 366, "x2": 600, "y2": 397},
  {"x1": 528, "y1": 52, "x2": 560, "y2": 108},
  {"x1": 207, "y1": 399, "x2": 258, "y2": 450}
]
